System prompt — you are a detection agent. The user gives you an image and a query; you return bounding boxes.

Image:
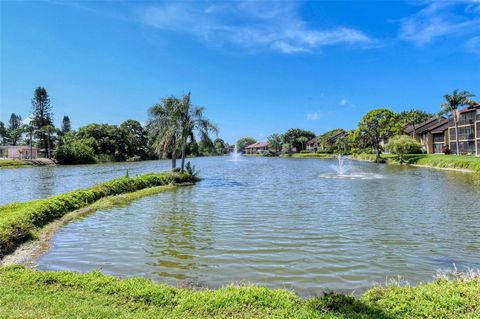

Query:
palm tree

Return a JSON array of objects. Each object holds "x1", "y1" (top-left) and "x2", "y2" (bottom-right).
[
  {"x1": 439, "y1": 90, "x2": 476, "y2": 155},
  {"x1": 176, "y1": 92, "x2": 218, "y2": 173},
  {"x1": 148, "y1": 97, "x2": 181, "y2": 169},
  {"x1": 22, "y1": 124, "x2": 35, "y2": 159}
]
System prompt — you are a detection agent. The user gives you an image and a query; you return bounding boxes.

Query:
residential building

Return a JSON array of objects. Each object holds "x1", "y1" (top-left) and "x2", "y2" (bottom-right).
[
  {"x1": 306, "y1": 131, "x2": 347, "y2": 152},
  {"x1": 406, "y1": 117, "x2": 449, "y2": 154},
  {"x1": 447, "y1": 104, "x2": 480, "y2": 155},
  {"x1": 306, "y1": 137, "x2": 319, "y2": 152},
  {"x1": 0, "y1": 145, "x2": 38, "y2": 159},
  {"x1": 244, "y1": 142, "x2": 269, "y2": 154}
]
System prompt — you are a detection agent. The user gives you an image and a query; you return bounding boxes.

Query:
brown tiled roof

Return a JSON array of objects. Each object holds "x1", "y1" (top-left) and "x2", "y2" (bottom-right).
[
  {"x1": 245, "y1": 142, "x2": 268, "y2": 149},
  {"x1": 307, "y1": 137, "x2": 319, "y2": 145},
  {"x1": 431, "y1": 122, "x2": 449, "y2": 134},
  {"x1": 458, "y1": 104, "x2": 480, "y2": 113},
  {"x1": 417, "y1": 118, "x2": 448, "y2": 134},
  {"x1": 405, "y1": 117, "x2": 442, "y2": 134}
]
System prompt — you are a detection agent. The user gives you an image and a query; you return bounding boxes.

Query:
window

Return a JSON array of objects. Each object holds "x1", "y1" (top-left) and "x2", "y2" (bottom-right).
[
  {"x1": 433, "y1": 143, "x2": 443, "y2": 153},
  {"x1": 449, "y1": 126, "x2": 475, "y2": 141},
  {"x1": 450, "y1": 141, "x2": 475, "y2": 154},
  {"x1": 432, "y1": 133, "x2": 444, "y2": 143},
  {"x1": 449, "y1": 111, "x2": 476, "y2": 126}
]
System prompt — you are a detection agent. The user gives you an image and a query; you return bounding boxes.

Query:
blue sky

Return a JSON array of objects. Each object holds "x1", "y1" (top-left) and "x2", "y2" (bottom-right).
[{"x1": 1, "y1": 0, "x2": 479, "y2": 143}]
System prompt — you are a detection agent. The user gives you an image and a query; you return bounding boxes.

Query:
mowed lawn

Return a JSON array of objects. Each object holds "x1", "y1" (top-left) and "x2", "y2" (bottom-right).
[{"x1": 1, "y1": 266, "x2": 479, "y2": 319}]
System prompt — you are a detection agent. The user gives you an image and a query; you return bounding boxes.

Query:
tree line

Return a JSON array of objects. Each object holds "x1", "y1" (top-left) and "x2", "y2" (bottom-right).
[
  {"x1": 235, "y1": 89, "x2": 477, "y2": 162},
  {"x1": 0, "y1": 88, "x2": 224, "y2": 170}
]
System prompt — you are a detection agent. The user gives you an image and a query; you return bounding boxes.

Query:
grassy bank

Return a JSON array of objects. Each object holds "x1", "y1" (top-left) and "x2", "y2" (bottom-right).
[
  {"x1": 0, "y1": 159, "x2": 37, "y2": 169},
  {"x1": 289, "y1": 153, "x2": 334, "y2": 159},
  {"x1": 350, "y1": 153, "x2": 480, "y2": 172},
  {"x1": 0, "y1": 266, "x2": 478, "y2": 319},
  {"x1": 0, "y1": 172, "x2": 197, "y2": 258}
]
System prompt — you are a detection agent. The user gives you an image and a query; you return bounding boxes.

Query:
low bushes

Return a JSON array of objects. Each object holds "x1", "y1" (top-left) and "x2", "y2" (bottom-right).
[
  {"x1": 55, "y1": 141, "x2": 97, "y2": 165},
  {"x1": 0, "y1": 172, "x2": 197, "y2": 257},
  {"x1": 1, "y1": 266, "x2": 479, "y2": 318}
]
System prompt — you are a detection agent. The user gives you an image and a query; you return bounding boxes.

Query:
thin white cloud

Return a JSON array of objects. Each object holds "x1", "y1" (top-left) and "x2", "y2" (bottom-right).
[
  {"x1": 138, "y1": 1, "x2": 373, "y2": 54},
  {"x1": 339, "y1": 97, "x2": 355, "y2": 107},
  {"x1": 306, "y1": 112, "x2": 320, "y2": 120},
  {"x1": 465, "y1": 35, "x2": 480, "y2": 53},
  {"x1": 400, "y1": 1, "x2": 480, "y2": 45}
]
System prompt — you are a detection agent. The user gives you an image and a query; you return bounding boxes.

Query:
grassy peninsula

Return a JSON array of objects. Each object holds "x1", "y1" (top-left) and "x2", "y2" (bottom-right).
[{"x1": 0, "y1": 171, "x2": 197, "y2": 258}]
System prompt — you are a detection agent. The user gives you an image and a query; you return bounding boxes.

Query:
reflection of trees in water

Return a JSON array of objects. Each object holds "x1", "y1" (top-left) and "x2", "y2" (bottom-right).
[
  {"x1": 35, "y1": 167, "x2": 56, "y2": 198},
  {"x1": 147, "y1": 188, "x2": 215, "y2": 282}
]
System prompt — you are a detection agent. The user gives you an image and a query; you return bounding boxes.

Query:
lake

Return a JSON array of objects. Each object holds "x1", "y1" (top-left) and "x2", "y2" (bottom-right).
[{"x1": 1, "y1": 156, "x2": 480, "y2": 295}]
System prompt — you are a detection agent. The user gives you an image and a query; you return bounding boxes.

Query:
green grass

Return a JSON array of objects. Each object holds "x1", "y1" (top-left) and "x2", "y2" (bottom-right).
[
  {"x1": 0, "y1": 159, "x2": 35, "y2": 169},
  {"x1": 290, "y1": 153, "x2": 334, "y2": 159},
  {"x1": 0, "y1": 172, "x2": 197, "y2": 257},
  {"x1": 399, "y1": 154, "x2": 480, "y2": 172},
  {"x1": 351, "y1": 153, "x2": 480, "y2": 172},
  {"x1": 0, "y1": 266, "x2": 478, "y2": 318}
]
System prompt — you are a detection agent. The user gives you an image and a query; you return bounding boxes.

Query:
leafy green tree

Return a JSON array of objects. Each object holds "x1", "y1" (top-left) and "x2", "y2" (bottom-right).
[
  {"x1": 267, "y1": 133, "x2": 283, "y2": 152},
  {"x1": 0, "y1": 121, "x2": 8, "y2": 144},
  {"x1": 358, "y1": 108, "x2": 401, "y2": 163},
  {"x1": 399, "y1": 109, "x2": 433, "y2": 135},
  {"x1": 236, "y1": 137, "x2": 256, "y2": 153},
  {"x1": 61, "y1": 116, "x2": 72, "y2": 134},
  {"x1": 56, "y1": 140, "x2": 96, "y2": 164},
  {"x1": 333, "y1": 134, "x2": 351, "y2": 155},
  {"x1": 214, "y1": 138, "x2": 226, "y2": 155},
  {"x1": 296, "y1": 136, "x2": 309, "y2": 151},
  {"x1": 198, "y1": 138, "x2": 215, "y2": 156},
  {"x1": 120, "y1": 120, "x2": 148, "y2": 160},
  {"x1": 386, "y1": 135, "x2": 422, "y2": 164},
  {"x1": 283, "y1": 128, "x2": 315, "y2": 152},
  {"x1": 439, "y1": 90, "x2": 476, "y2": 155},
  {"x1": 7, "y1": 113, "x2": 23, "y2": 145},
  {"x1": 31, "y1": 87, "x2": 54, "y2": 158}
]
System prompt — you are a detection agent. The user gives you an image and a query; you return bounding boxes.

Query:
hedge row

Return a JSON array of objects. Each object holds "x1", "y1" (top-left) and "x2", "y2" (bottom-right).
[{"x1": 0, "y1": 172, "x2": 196, "y2": 257}]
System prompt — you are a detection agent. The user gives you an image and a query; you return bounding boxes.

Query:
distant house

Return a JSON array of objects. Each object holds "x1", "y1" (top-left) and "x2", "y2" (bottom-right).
[
  {"x1": 306, "y1": 131, "x2": 347, "y2": 152},
  {"x1": 225, "y1": 145, "x2": 236, "y2": 153},
  {"x1": 244, "y1": 142, "x2": 269, "y2": 154},
  {"x1": 0, "y1": 145, "x2": 38, "y2": 159},
  {"x1": 447, "y1": 104, "x2": 480, "y2": 155},
  {"x1": 306, "y1": 137, "x2": 319, "y2": 152},
  {"x1": 405, "y1": 117, "x2": 449, "y2": 154}
]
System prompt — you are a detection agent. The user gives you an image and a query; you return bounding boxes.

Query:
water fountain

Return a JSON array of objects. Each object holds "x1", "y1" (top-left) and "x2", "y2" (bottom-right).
[
  {"x1": 332, "y1": 154, "x2": 349, "y2": 175},
  {"x1": 318, "y1": 154, "x2": 383, "y2": 180},
  {"x1": 229, "y1": 145, "x2": 242, "y2": 162}
]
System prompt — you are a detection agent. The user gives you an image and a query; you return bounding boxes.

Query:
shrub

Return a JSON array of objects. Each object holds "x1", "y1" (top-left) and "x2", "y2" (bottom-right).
[
  {"x1": 385, "y1": 135, "x2": 422, "y2": 164},
  {"x1": 262, "y1": 149, "x2": 279, "y2": 157},
  {"x1": 55, "y1": 141, "x2": 97, "y2": 165}
]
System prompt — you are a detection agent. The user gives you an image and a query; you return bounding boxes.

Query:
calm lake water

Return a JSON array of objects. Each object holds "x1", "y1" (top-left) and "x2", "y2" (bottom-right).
[{"x1": 1, "y1": 157, "x2": 480, "y2": 295}]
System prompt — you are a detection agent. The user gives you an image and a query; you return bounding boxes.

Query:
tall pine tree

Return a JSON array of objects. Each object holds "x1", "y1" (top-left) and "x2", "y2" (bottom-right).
[
  {"x1": 7, "y1": 113, "x2": 23, "y2": 145},
  {"x1": 31, "y1": 87, "x2": 54, "y2": 158},
  {"x1": 61, "y1": 115, "x2": 71, "y2": 133}
]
